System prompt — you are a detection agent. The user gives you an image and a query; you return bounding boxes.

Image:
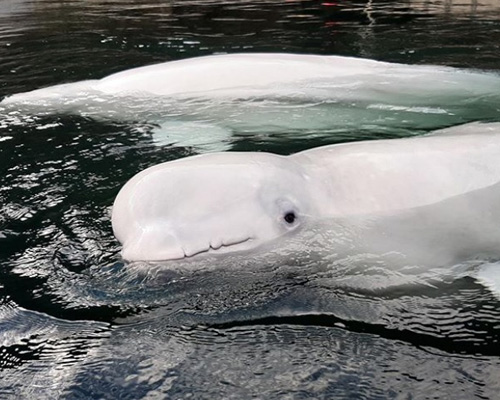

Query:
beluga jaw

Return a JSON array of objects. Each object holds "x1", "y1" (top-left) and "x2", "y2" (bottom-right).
[{"x1": 111, "y1": 151, "x2": 317, "y2": 262}]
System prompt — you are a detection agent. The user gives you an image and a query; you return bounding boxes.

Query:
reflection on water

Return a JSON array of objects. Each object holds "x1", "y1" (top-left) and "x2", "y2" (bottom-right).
[{"x1": 1, "y1": 0, "x2": 500, "y2": 398}]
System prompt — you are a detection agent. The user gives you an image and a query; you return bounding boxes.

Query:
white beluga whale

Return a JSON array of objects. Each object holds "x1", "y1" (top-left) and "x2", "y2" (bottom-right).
[
  {"x1": 112, "y1": 124, "x2": 499, "y2": 250},
  {"x1": 4, "y1": 53, "x2": 498, "y2": 100},
  {"x1": 2, "y1": 54, "x2": 500, "y2": 152},
  {"x1": 112, "y1": 122, "x2": 500, "y2": 295}
]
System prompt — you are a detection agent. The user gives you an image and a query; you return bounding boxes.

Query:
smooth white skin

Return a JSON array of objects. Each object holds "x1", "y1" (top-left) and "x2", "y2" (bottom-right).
[
  {"x1": 3, "y1": 53, "x2": 498, "y2": 102},
  {"x1": 112, "y1": 122, "x2": 500, "y2": 262},
  {"x1": 0, "y1": 54, "x2": 404, "y2": 100}
]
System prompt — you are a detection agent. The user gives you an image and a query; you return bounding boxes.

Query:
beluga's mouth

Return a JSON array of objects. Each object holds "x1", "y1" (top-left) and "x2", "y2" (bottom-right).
[{"x1": 180, "y1": 236, "x2": 254, "y2": 259}]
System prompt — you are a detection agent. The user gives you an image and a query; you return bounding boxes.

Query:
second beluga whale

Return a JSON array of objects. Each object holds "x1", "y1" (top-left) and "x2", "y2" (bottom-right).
[{"x1": 2, "y1": 53, "x2": 500, "y2": 152}]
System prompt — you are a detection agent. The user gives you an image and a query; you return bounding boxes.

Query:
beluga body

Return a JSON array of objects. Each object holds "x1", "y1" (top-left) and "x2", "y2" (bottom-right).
[
  {"x1": 112, "y1": 123, "x2": 500, "y2": 274},
  {"x1": 2, "y1": 54, "x2": 500, "y2": 153}
]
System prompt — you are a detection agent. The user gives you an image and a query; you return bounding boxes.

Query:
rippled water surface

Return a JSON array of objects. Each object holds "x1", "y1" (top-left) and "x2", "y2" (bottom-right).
[{"x1": 1, "y1": 0, "x2": 500, "y2": 398}]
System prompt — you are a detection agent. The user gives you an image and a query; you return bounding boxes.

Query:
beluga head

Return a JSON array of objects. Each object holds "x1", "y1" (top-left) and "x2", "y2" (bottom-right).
[{"x1": 112, "y1": 152, "x2": 318, "y2": 261}]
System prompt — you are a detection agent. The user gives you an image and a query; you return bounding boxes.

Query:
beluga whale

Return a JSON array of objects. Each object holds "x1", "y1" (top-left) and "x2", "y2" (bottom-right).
[
  {"x1": 112, "y1": 123, "x2": 500, "y2": 253},
  {"x1": 113, "y1": 122, "x2": 500, "y2": 294},
  {"x1": 2, "y1": 53, "x2": 500, "y2": 152}
]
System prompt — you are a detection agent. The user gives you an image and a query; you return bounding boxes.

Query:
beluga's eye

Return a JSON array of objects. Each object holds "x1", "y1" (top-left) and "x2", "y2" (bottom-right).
[{"x1": 284, "y1": 211, "x2": 296, "y2": 224}]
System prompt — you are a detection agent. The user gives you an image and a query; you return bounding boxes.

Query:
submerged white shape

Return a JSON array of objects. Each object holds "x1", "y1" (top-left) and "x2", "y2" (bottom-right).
[{"x1": 151, "y1": 121, "x2": 232, "y2": 152}]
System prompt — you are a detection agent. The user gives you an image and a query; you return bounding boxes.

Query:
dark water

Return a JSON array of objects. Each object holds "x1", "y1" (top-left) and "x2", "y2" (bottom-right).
[{"x1": 1, "y1": 0, "x2": 500, "y2": 398}]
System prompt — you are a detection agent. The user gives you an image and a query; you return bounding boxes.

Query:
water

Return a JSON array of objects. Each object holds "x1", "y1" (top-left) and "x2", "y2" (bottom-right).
[{"x1": 1, "y1": 0, "x2": 500, "y2": 398}]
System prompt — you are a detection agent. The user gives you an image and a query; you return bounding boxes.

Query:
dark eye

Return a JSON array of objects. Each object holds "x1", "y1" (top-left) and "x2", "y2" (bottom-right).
[{"x1": 284, "y1": 211, "x2": 296, "y2": 224}]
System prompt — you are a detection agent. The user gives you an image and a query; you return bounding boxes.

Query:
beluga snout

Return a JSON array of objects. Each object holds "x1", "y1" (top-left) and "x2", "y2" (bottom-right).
[{"x1": 112, "y1": 151, "x2": 316, "y2": 261}]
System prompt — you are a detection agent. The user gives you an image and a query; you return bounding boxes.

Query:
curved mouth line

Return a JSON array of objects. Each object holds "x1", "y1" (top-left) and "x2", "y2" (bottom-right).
[{"x1": 182, "y1": 237, "x2": 253, "y2": 259}]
